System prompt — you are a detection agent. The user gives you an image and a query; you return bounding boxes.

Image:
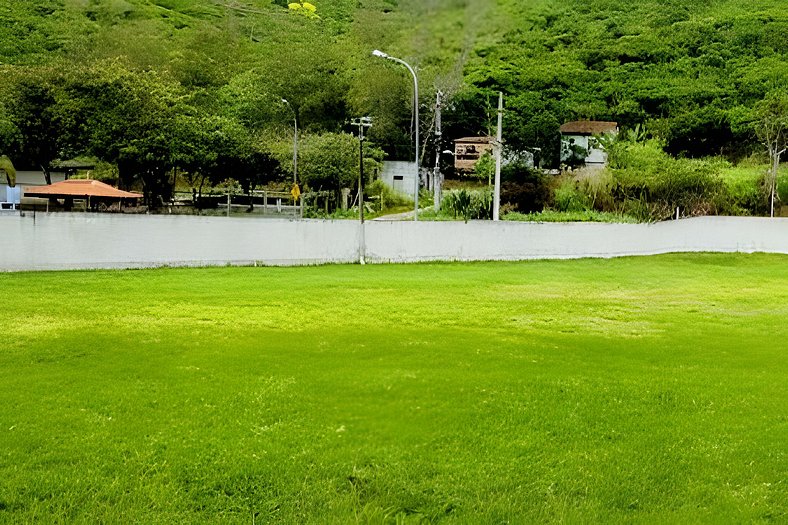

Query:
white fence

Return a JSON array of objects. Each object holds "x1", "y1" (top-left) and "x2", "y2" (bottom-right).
[{"x1": 1, "y1": 213, "x2": 787, "y2": 271}]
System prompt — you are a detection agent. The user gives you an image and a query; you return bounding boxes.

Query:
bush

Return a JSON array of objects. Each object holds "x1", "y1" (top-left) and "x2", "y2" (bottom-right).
[
  {"x1": 366, "y1": 179, "x2": 411, "y2": 210},
  {"x1": 500, "y1": 161, "x2": 551, "y2": 213},
  {"x1": 574, "y1": 168, "x2": 616, "y2": 211},
  {"x1": 470, "y1": 151, "x2": 495, "y2": 182},
  {"x1": 607, "y1": 139, "x2": 727, "y2": 220},
  {"x1": 778, "y1": 172, "x2": 788, "y2": 203},
  {"x1": 503, "y1": 210, "x2": 640, "y2": 223},
  {"x1": 441, "y1": 188, "x2": 492, "y2": 222},
  {"x1": 553, "y1": 178, "x2": 592, "y2": 212},
  {"x1": 721, "y1": 166, "x2": 767, "y2": 216}
]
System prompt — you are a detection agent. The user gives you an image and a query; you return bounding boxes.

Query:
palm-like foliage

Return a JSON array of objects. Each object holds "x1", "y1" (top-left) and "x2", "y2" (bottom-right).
[{"x1": 0, "y1": 155, "x2": 16, "y2": 187}]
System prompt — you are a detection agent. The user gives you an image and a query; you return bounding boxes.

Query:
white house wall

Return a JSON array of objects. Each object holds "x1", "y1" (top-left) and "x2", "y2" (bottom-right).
[{"x1": 561, "y1": 134, "x2": 608, "y2": 166}]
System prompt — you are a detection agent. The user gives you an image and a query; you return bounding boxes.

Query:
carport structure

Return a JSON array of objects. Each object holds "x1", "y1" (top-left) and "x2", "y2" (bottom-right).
[{"x1": 24, "y1": 179, "x2": 142, "y2": 211}]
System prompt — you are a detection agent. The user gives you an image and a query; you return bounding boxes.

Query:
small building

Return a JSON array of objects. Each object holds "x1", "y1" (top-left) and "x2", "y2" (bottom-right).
[
  {"x1": 559, "y1": 121, "x2": 618, "y2": 167},
  {"x1": 0, "y1": 182, "x2": 20, "y2": 211},
  {"x1": 380, "y1": 161, "x2": 417, "y2": 197},
  {"x1": 1, "y1": 170, "x2": 67, "y2": 211},
  {"x1": 454, "y1": 137, "x2": 495, "y2": 172}
]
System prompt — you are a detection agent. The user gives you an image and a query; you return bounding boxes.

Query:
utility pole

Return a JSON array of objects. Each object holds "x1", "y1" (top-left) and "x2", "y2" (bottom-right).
[
  {"x1": 493, "y1": 91, "x2": 503, "y2": 221},
  {"x1": 433, "y1": 90, "x2": 443, "y2": 212},
  {"x1": 771, "y1": 147, "x2": 786, "y2": 218},
  {"x1": 352, "y1": 117, "x2": 373, "y2": 223},
  {"x1": 352, "y1": 116, "x2": 373, "y2": 265}
]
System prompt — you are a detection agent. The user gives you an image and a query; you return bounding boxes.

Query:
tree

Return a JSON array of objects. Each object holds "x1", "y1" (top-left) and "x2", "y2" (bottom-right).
[
  {"x1": 271, "y1": 132, "x2": 383, "y2": 210},
  {"x1": 65, "y1": 61, "x2": 185, "y2": 206},
  {"x1": 4, "y1": 67, "x2": 65, "y2": 184},
  {"x1": 211, "y1": 149, "x2": 284, "y2": 211},
  {"x1": 297, "y1": 133, "x2": 359, "y2": 194},
  {"x1": 473, "y1": 152, "x2": 495, "y2": 183},
  {"x1": 0, "y1": 100, "x2": 20, "y2": 186},
  {"x1": 752, "y1": 92, "x2": 788, "y2": 217},
  {"x1": 172, "y1": 114, "x2": 229, "y2": 200}
]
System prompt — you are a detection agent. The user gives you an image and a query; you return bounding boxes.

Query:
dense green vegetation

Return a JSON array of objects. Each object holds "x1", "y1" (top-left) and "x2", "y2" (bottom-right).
[
  {"x1": 458, "y1": 1, "x2": 788, "y2": 162},
  {"x1": 0, "y1": 0, "x2": 785, "y2": 214},
  {"x1": 1, "y1": 255, "x2": 787, "y2": 522}
]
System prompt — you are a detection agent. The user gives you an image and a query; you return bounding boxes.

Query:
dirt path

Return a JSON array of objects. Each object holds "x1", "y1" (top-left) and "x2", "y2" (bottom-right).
[{"x1": 372, "y1": 210, "x2": 416, "y2": 221}]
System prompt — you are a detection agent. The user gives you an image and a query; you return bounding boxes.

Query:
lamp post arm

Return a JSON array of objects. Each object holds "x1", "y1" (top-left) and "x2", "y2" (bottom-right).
[{"x1": 373, "y1": 51, "x2": 420, "y2": 220}]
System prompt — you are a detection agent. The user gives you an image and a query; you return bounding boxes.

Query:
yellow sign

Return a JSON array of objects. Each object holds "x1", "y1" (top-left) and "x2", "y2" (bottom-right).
[{"x1": 291, "y1": 183, "x2": 301, "y2": 202}]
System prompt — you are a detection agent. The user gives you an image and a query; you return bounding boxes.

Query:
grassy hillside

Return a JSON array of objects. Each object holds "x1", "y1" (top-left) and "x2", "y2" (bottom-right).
[{"x1": 455, "y1": 0, "x2": 788, "y2": 161}]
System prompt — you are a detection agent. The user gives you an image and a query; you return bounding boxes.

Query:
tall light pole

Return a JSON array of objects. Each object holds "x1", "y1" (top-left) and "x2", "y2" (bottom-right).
[
  {"x1": 493, "y1": 91, "x2": 503, "y2": 221},
  {"x1": 372, "y1": 49, "x2": 420, "y2": 221},
  {"x1": 281, "y1": 98, "x2": 298, "y2": 184}
]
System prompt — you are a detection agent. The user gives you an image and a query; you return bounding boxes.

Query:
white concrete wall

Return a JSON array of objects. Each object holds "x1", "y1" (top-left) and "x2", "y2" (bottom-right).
[
  {"x1": 365, "y1": 217, "x2": 788, "y2": 262},
  {"x1": 380, "y1": 161, "x2": 417, "y2": 197},
  {"x1": 0, "y1": 214, "x2": 362, "y2": 271},
  {"x1": 1, "y1": 213, "x2": 786, "y2": 271}
]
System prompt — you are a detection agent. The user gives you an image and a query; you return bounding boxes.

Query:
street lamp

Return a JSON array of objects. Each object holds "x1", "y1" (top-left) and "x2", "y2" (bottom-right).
[
  {"x1": 281, "y1": 98, "x2": 298, "y2": 184},
  {"x1": 372, "y1": 49, "x2": 420, "y2": 221}
]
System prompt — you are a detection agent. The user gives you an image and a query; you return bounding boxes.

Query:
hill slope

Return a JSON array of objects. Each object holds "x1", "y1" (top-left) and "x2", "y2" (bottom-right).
[{"x1": 1, "y1": 0, "x2": 785, "y2": 167}]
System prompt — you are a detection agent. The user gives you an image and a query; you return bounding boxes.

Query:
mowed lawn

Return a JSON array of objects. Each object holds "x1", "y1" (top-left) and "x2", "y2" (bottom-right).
[{"x1": 1, "y1": 254, "x2": 787, "y2": 523}]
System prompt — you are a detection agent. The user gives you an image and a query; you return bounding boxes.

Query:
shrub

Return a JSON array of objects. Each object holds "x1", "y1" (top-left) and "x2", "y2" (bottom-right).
[
  {"x1": 366, "y1": 179, "x2": 411, "y2": 210},
  {"x1": 607, "y1": 139, "x2": 727, "y2": 220},
  {"x1": 441, "y1": 188, "x2": 492, "y2": 222},
  {"x1": 721, "y1": 167, "x2": 767, "y2": 216},
  {"x1": 471, "y1": 151, "x2": 495, "y2": 182},
  {"x1": 778, "y1": 172, "x2": 788, "y2": 203},
  {"x1": 553, "y1": 178, "x2": 592, "y2": 212},
  {"x1": 500, "y1": 161, "x2": 551, "y2": 213},
  {"x1": 503, "y1": 209, "x2": 640, "y2": 223},
  {"x1": 575, "y1": 168, "x2": 616, "y2": 211}
]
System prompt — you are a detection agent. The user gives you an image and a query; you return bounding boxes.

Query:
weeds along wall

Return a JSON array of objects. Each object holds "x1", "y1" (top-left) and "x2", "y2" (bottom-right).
[{"x1": 2, "y1": 213, "x2": 788, "y2": 271}]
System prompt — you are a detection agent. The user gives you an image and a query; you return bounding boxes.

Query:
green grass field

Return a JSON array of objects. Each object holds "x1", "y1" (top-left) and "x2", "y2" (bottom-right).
[{"x1": 1, "y1": 255, "x2": 787, "y2": 523}]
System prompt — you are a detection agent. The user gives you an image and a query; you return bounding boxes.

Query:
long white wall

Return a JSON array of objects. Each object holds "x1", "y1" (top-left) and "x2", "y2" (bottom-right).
[{"x1": 1, "y1": 213, "x2": 787, "y2": 271}]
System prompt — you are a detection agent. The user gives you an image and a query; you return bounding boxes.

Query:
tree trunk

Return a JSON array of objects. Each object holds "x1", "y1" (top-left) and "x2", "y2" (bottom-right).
[{"x1": 41, "y1": 164, "x2": 52, "y2": 185}]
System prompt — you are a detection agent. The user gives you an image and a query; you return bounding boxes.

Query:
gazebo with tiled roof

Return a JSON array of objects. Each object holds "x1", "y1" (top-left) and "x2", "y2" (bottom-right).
[{"x1": 24, "y1": 179, "x2": 142, "y2": 211}]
